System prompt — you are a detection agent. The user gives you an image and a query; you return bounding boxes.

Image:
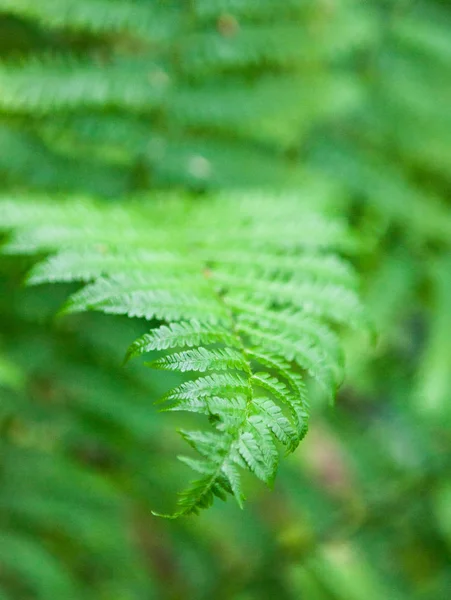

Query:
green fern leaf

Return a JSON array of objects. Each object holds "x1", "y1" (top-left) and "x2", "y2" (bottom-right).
[
  {"x1": 162, "y1": 373, "x2": 250, "y2": 404},
  {"x1": 252, "y1": 397, "x2": 298, "y2": 450},
  {"x1": 150, "y1": 347, "x2": 249, "y2": 374},
  {"x1": 0, "y1": 192, "x2": 365, "y2": 516},
  {"x1": 126, "y1": 321, "x2": 240, "y2": 360},
  {"x1": 237, "y1": 430, "x2": 275, "y2": 484},
  {"x1": 0, "y1": 0, "x2": 176, "y2": 39}
]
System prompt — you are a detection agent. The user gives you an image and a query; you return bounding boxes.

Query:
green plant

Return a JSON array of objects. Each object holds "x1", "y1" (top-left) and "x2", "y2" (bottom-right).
[
  {"x1": 0, "y1": 0, "x2": 370, "y2": 194},
  {"x1": 1, "y1": 0, "x2": 451, "y2": 599},
  {"x1": 0, "y1": 192, "x2": 366, "y2": 515}
]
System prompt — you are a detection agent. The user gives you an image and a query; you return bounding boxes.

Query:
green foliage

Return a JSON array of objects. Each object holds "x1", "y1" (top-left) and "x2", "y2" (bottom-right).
[
  {"x1": 0, "y1": 0, "x2": 371, "y2": 193},
  {"x1": 0, "y1": 193, "x2": 364, "y2": 515},
  {"x1": 0, "y1": 0, "x2": 451, "y2": 598}
]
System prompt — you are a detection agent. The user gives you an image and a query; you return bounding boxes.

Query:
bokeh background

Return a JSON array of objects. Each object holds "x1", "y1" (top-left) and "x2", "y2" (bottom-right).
[{"x1": 1, "y1": 1, "x2": 451, "y2": 598}]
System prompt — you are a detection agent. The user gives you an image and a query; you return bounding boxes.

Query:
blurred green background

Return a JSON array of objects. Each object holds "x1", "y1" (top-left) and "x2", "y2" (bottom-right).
[{"x1": 1, "y1": 1, "x2": 451, "y2": 598}]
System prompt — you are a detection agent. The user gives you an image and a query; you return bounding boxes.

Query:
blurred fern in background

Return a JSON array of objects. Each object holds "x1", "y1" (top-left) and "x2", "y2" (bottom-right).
[{"x1": 1, "y1": 0, "x2": 451, "y2": 599}]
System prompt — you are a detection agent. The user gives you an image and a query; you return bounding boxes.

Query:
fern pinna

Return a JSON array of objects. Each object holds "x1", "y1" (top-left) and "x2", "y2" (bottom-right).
[{"x1": 0, "y1": 193, "x2": 365, "y2": 516}]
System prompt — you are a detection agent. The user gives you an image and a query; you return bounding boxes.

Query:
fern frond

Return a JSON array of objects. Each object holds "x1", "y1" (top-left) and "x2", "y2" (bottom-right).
[
  {"x1": 0, "y1": 56, "x2": 169, "y2": 114},
  {"x1": 0, "y1": 0, "x2": 176, "y2": 39},
  {"x1": 252, "y1": 397, "x2": 298, "y2": 450},
  {"x1": 235, "y1": 301, "x2": 343, "y2": 364},
  {"x1": 27, "y1": 248, "x2": 191, "y2": 285},
  {"x1": 126, "y1": 320, "x2": 240, "y2": 359},
  {"x1": 246, "y1": 349, "x2": 310, "y2": 440},
  {"x1": 0, "y1": 192, "x2": 365, "y2": 516},
  {"x1": 166, "y1": 395, "x2": 247, "y2": 418},
  {"x1": 239, "y1": 323, "x2": 338, "y2": 396},
  {"x1": 163, "y1": 373, "x2": 250, "y2": 404},
  {"x1": 150, "y1": 347, "x2": 249, "y2": 374},
  {"x1": 237, "y1": 428, "x2": 276, "y2": 484}
]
